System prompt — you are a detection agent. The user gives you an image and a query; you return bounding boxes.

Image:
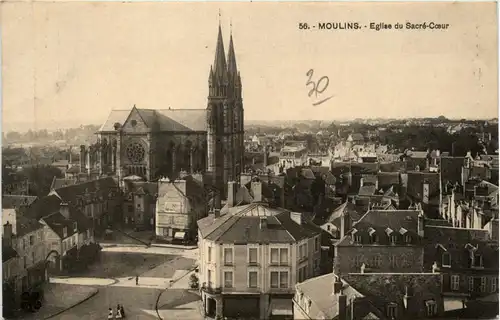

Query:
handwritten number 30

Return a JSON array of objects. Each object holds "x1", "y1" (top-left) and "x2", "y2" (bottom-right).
[
  {"x1": 306, "y1": 69, "x2": 334, "y2": 106},
  {"x1": 306, "y1": 69, "x2": 329, "y2": 98}
]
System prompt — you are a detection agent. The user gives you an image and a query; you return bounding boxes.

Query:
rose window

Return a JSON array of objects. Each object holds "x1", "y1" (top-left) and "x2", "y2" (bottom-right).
[{"x1": 126, "y1": 142, "x2": 145, "y2": 163}]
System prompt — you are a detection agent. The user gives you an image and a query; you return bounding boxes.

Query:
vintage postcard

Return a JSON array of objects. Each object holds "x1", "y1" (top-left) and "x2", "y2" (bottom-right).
[{"x1": 1, "y1": 1, "x2": 498, "y2": 320}]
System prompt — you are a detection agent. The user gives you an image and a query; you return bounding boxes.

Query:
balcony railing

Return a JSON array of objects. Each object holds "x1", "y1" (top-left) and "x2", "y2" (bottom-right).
[{"x1": 201, "y1": 282, "x2": 222, "y2": 294}]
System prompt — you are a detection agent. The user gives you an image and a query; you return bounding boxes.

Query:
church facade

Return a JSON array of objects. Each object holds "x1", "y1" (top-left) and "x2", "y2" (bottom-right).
[{"x1": 80, "y1": 24, "x2": 244, "y2": 197}]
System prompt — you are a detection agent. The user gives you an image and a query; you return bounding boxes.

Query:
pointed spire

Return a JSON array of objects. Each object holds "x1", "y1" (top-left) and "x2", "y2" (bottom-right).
[
  {"x1": 208, "y1": 65, "x2": 214, "y2": 84},
  {"x1": 212, "y1": 24, "x2": 227, "y2": 82},
  {"x1": 227, "y1": 29, "x2": 238, "y2": 77}
]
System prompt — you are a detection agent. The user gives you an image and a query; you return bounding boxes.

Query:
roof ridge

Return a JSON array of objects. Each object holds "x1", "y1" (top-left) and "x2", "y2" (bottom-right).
[{"x1": 275, "y1": 210, "x2": 297, "y2": 241}]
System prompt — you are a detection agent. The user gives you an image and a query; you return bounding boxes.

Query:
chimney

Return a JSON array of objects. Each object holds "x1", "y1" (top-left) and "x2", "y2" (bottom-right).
[
  {"x1": 214, "y1": 193, "x2": 222, "y2": 210},
  {"x1": 418, "y1": 211, "x2": 425, "y2": 237},
  {"x1": 340, "y1": 210, "x2": 350, "y2": 238},
  {"x1": 80, "y1": 145, "x2": 86, "y2": 172},
  {"x1": 227, "y1": 181, "x2": 237, "y2": 208},
  {"x1": 3, "y1": 222, "x2": 13, "y2": 247},
  {"x1": 86, "y1": 150, "x2": 91, "y2": 175},
  {"x1": 333, "y1": 275, "x2": 343, "y2": 294},
  {"x1": 214, "y1": 209, "x2": 221, "y2": 218},
  {"x1": 240, "y1": 174, "x2": 252, "y2": 187},
  {"x1": 488, "y1": 219, "x2": 498, "y2": 240},
  {"x1": 422, "y1": 181, "x2": 430, "y2": 204},
  {"x1": 290, "y1": 212, "x2": 302, "y2": 225},
  {"x1": 260, "y1": 216, "x2": 267, "y2": 229},
  {"x1": 251, "y1": 180, "x2": 262, "y2": 202},
  {"x1": 338, "y1": 291, "x2": 347, "y2": 320},
  {"x1": 263, "y1": 148, "x2": 268, "y2": 168},
  {"x1": 60, "y1": 202, "x2": 71, "y2": 219}
]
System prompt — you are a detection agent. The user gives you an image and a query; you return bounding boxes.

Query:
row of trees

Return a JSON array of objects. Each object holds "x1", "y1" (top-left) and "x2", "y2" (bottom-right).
[
  {"x1": 2, "y1": 165, "x2": 63, "y2": 197},
  {"x1": 4, "y1": 125, "x2": 100, "y2": 144}
]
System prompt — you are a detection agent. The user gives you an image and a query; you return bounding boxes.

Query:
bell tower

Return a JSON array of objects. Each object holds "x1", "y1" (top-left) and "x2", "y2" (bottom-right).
[{"x1": 206, "y1": 21, "x2": 244, "y2": 200}]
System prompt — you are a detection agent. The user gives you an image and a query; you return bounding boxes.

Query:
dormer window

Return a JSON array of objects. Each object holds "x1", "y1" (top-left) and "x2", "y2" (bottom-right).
[
  {"x1": 473, "y1": 254, "x2": 483, "y2": 268},
  {"x1": 405, "y1": 235, "x2": 412, "y2": 244},
  {"x1": 442, "y1": 252, "x2": 451, "y2": 267},
  {"x1": 352, "y1": 229, "x2": 361, "y2": 243},
  {"x1": 425, "y1": 300, "x2": 437, "y2": 316},
  {"x1": 386, "y1": 302, "x2": 397, "y2": 319},
  {"x1": 368, "y1": 227, "x2": 378, "y2": 243}
]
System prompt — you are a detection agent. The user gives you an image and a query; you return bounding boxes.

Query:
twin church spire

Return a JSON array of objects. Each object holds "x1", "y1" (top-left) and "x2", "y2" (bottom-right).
[{"x1": 208, "y1": 23, "x2": 241, "y2": 97}]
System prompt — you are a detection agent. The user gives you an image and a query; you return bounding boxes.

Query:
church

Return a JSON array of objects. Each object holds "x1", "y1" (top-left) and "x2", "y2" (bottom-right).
[{"x1": 79, "y1": 23, "x2": 245, "y2": 198}]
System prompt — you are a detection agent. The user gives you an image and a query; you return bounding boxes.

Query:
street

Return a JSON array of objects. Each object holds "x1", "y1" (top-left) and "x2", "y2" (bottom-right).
[{"x1": 44, "y1": 245, "x2": 201, "y2": 320}]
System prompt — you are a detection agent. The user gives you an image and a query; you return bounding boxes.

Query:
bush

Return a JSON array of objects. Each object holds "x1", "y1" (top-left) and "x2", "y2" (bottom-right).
[{"x1": 189, "y1": 273, "x2": 199, "y2": 289}]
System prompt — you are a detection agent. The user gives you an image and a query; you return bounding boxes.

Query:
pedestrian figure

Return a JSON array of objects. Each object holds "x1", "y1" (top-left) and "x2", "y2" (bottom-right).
[
  {"x1": 116, "y1": 304, "x2": 123, "y2": 319},
  {"x1": 136, "y1": 275, "x2": 139, "y2": 285},
  {"x1": 120, "y1": 305, "x2": 126, "y2": 318},
  {"x1": 107, "y1": 308, "x2": 114, "y2": 319}
]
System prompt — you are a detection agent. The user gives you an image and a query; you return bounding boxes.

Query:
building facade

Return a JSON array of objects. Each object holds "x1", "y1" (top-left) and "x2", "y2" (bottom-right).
[
  {"x1": 197, "y1": 182, "x2": 322, "y2": 320},
  {"x1": 155, "y1": 174, "x2": 206, "y2": 241},
  {"x1": 293, "y1": 272, "x2": 444, "y2": 320},
  {"x1": 2, "y1": 213, "x2": 47, "y2": 310},
  {"x1": 81, "y1": 24, "x2": 244, "y2": 197},
  {"x1": 333, "y1": 209, "x2": 426, "y2": 275}
]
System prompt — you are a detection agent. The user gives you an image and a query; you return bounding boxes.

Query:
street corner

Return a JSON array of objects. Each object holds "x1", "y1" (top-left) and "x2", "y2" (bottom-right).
[
  {"x1": 156, "y1": 289, "x2": 203, "y2": 320},
  {"x1": 22, "y1": 283, "x2": 99, "y2": 320}
]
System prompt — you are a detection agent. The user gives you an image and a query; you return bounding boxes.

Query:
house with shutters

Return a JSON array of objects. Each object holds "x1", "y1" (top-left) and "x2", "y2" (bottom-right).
[
  {"x1": 293, "y1": 272, "x2": 444, "y2": 320},
  {"x1": 333, "y1": 209, "x2": 426, "y2": 275},
  {"x1": 38, "y1": 202, "x2": 93, "y2": 272},
  {"x1": 197, "y1": 179, "x2": 322, "y2": 320},
  {"x1": 155, "y1": 173, "x2": 205, "y2": 241},
  {"x1": 2, "y1": 210, "x2": 47, "y2": 305},
  {"x1": 423, "y1": 219, "x2": 499, "y2": 310}
]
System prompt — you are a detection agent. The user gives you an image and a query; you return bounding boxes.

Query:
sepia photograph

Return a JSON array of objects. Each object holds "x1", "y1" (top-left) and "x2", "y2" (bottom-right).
[{"x1": 1, "y1": 1, "x2": 498, "y2": 319}]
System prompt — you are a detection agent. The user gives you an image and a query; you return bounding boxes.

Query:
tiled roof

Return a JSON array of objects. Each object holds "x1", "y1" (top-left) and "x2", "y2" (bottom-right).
[
  {"x1": 15, "y1": 212, "x2": 44, "y2": 237},
  {"x1": 350, "y1": 133, "x2": 365, "y2": 141},
  {"x1": 25, "y1": 195, "x2": 62, "y2": 220},
  {"x1": 301, "y1": 168, "x2": 316, "y2": 180},
  {"x1": 379, "y1": 162, "x2": 405, "y2": 172},
  {"x1": 359, "y1": 185, "x2": 377, "y2": 196},
  {"x1": 325, "y1": 201, "x2": 365, "y2": 225},
  {"x1": 155, "y1": 109, "x2": 207, "y2": 132},
  {"x1": 99, "y1": 108, "x2": 207, "y2": 132},
  {"x1": 423, "y1": 225, "x2": 496, "y2": 270},
  {"x1": 377, "y1": 172, "x2": 400, "y2": 189},
  {"x1": 51, "y1": 177, "x2": 77, "y2": 190},
  {"x1": 2, "y1": 245, "x2": 18, "y2": 262},
  {"x1": 2, "y1": 195, "x2": 38, "y2": 209},
  {"x1": 310, "y1": 166, "x2": 336, "y2": 185},
  {"x1": 406, "y1": 171, "x2": 440, "y2": 202},
  {"x1": 41, "y1": 212, "x2": 78, "y2": 239},
  {"x1": 295, "y1": 273, "x2": 367, "y2": 320},
  {"x1": 66, "y1": 166, "x2": 81, "y2": 174},
  {"x1": 440, "y1": 157, "x2": 465, "y2": 186},
  {"x1": 98, "y1": 109, "x2": 133, "y2": 132},
  {"x1": 52, "y1": 160, "x2": 69, "y2": 167},
  {"x1": 52, "y1": 177, "x2": 119, "y2": 205},
  {"x1": 197, "y1": 202, "x2": 320, "y2": 243},
  {"x1": 343, "y1": 273, "x2": 442, "y2": 319},
  {"x1": 336, "y1": 209, "x2": 422, "y2": 246}
]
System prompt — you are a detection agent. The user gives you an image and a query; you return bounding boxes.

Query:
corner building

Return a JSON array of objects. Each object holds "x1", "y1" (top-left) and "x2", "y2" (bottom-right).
[{"x1": 86, "y1": 24, "x2": 244, "y2": 196}]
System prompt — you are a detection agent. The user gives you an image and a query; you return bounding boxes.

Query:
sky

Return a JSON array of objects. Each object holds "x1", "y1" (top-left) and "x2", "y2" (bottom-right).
[{"x1": 1, "y1": 1, "x2": 498, "y2": 132}]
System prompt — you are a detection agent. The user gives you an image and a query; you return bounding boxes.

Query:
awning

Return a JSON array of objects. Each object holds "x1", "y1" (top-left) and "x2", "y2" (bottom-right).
[
  {"x1": 174, "y1": 231, "x2": 186, "y2": 240},
  {"x1": 270, "y1": 298, "x2": 293, "y2": 316}
]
